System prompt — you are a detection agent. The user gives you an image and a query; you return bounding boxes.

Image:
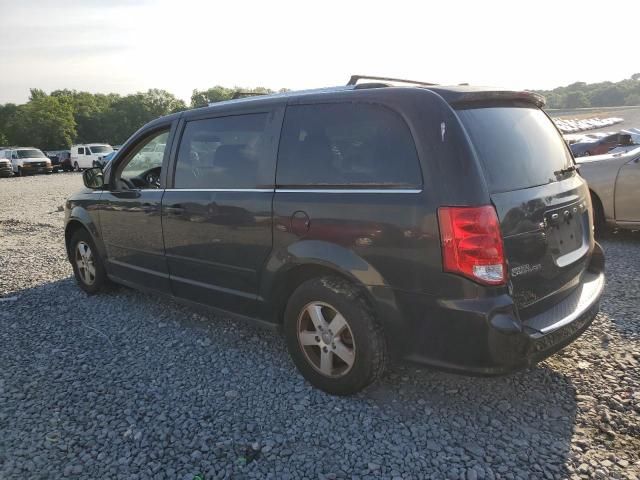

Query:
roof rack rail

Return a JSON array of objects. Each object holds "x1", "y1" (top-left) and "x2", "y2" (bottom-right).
[
  {"x1": 231, "y1": 91, "x2": 269, "y2": 100},
  {"x1": 347, "y1": 75, "x2": 438, "y2": 87}
]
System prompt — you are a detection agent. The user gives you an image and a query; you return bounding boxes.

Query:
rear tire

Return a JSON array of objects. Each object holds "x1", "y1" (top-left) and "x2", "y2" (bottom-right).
[
  {"x1": 69, "y1": 229, "x2": 108, "y2": 294},
  {"x1": 284, "y1": 276, "x2": 387, "y2": 395}
]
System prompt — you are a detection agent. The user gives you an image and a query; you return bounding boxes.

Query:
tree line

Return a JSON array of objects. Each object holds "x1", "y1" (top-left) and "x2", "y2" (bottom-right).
[
  {"x1": 2, "y1": 76, "x2": 640, "y2": 150},
  {"x1": 535, "y1": 73, "x2": 640, "y2": 109},
  {"x1": 0, "y1": 86, "x2": 283, "y2": 151}
]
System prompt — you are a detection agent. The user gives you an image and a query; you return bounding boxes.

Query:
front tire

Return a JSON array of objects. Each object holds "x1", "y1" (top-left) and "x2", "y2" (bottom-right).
[
  {"x1": 284, "y1": 276, "x2": 387, "y2": 395},
  {"x1": 591, "y1": 193, "x2": 607, "y2": 238},
  {"x1": 69, "y1": 229, "x2": 108, "y2": 294},
  {"x1": 73, "y1": 161, "x2": 80, "y2": 172}
]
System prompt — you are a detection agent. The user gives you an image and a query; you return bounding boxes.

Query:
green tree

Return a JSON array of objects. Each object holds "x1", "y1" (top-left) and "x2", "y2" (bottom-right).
[
  {"x1": 190, "y1": 86, "x2": 274, "y2": 108},
  {"x1": 51, "y1": 90, "x2": 120, "y2": 144},
  {"x1": 590, "y1": 86, "x2": 626, "y2": 107},
  {"x1": 191, "y1": 86, "x2": 235, "y2": 107},
  {"x1": 625, "y1": 93, "x2": 640, "y2": 106},
  {"x1": 0, "y1": 103, "x2": 19, "y2": 146},
  {"x1": 101, "y1": 89, "x2": 186, "y2": 144},
  {"x1": 5, "y1": 94, "x2": 76, "y2": 149},
  {"x1": 564, "y1": 91, "x2": 589, "y2": 108}
]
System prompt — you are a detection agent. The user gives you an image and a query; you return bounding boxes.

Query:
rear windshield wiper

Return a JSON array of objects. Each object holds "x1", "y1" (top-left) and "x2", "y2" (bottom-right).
[{"x1": 555, "y1": 165, "x2": 578, "y2": 176}]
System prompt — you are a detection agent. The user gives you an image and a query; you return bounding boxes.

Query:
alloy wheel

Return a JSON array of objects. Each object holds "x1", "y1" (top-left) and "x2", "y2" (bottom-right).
[
  {"x1": 75, "y1": 241, "x2": 96, "y2": 285},
  {"x1": 297, "y1": 302, "x2": 356, "y2": 378}
]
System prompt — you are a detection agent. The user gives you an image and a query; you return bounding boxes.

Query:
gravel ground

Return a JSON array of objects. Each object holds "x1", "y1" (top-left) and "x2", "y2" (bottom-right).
[{"x1": 0, "y1": 173, "x2": 639, "y2": 480}]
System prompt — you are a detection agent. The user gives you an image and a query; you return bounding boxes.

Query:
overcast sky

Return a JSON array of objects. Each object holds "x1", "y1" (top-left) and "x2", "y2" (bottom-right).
[{"x1": 1, "y1": 0, "x2": 639, "y2": 105}]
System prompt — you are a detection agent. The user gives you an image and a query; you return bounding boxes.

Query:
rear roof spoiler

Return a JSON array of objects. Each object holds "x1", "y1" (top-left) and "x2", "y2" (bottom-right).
[
  {"x1": 348, "y1": 76, "x2": 545, "y2": 107},
  {"x1": 430, "y1": 88, "x2": 546, "y2": 108}
]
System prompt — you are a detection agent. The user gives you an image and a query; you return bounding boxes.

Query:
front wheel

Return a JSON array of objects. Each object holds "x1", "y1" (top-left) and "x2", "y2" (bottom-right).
[
  {"x1": 284, "y1": 276, "x2": 387, "y2": 395},
  {"x1": 69, "y1": 229, "x2": 108, "y2": 294},
  {"x1": 73, "y1": 161, "x2": 80, "y2": 172}
]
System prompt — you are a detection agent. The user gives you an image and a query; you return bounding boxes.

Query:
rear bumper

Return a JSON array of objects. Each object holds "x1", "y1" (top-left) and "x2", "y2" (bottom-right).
[{"x1": 381, "y1": 243, "x2": 605, "y2": 375}]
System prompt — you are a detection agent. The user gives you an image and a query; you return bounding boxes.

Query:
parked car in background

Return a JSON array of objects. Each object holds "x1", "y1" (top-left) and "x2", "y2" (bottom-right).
[
  {"x1": 65, "y1": 77, "x2": 604, "y2": 395},
  {"x1": 0, "y1": 157, "x2": 14, "y2": 177},
  {"x1": 46, "y1": 151, "x2": 63, "y2": 173},
  {"x1": 577, "y1": 147, "x2": 640, "y2": 232},
  {"x1": 58, "y1": 151, "x2": 73, "y2": 171},
  {"x1": 94, "y1": 150, "x2": 117, "y2": 169},
  {"x1": 570, "y1": 133, "x2": 634, "y2": 157},
  {"x1": 70, "y1": 144, "x2": 113, "y2": 171},
  {"x1": 138, "y1": 142, "x2": 165, "y2": 169},
  {"x1": 0, "y1": 147, "x2": 53, "y2": 176},
  {"x1": 46, "y1": 150, "x2": 73, "y2": 172}
]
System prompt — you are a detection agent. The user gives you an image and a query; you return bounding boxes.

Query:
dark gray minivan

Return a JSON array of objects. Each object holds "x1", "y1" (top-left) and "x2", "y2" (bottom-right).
[{"x1": 65, "y1": 76, "x2": 605, "y2": 395}]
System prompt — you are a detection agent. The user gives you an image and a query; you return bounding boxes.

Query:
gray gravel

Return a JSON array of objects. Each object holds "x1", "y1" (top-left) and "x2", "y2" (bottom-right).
[{"x1": 1, "y1": 173, "x2": 639, "y2": 480}]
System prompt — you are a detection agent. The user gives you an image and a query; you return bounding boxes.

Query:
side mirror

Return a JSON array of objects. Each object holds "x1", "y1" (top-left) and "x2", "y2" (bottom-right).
[{"x1": 82, "y1": 167, "x2": 104, "y2": 189}]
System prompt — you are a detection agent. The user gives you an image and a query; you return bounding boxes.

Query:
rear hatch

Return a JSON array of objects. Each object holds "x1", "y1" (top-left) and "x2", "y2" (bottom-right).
[{"x1": 456, "y1": 104, "x2": 593, "y2": 316}]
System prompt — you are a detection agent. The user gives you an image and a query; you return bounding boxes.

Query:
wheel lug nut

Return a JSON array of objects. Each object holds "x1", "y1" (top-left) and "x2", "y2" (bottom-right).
[
  {"x1": 315, "y1": 336, "x2": 320, "y2": 342},
  {"x1": 323, "y1": 347, "x2": 328, "y2": 353}
]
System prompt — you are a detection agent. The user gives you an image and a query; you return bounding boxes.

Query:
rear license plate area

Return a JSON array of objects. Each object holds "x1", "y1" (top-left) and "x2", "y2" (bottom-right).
[{"x1": 546, "y1": 202, "x2": 586, "y2": 256}]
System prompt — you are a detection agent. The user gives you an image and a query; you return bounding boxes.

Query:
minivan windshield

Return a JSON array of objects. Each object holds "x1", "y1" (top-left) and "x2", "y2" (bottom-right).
[
  {"x1": 16, "y1": 149, "x2": 46, "y2": 159},
  {"x1": 456, "y1": 106, "x2": 573, "y2": 193},
  {"x1": 89, "y1": 146, "x2": 112, "y2": 154}
]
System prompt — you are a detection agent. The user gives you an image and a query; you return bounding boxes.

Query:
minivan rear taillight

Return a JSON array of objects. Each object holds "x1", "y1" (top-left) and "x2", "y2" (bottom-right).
[{"x1": 438, "y1": 205, "x2": 506, "y2": 285}]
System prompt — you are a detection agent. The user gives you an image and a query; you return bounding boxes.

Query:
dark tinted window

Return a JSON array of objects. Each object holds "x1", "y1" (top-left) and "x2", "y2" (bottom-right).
[
  {"x1": 174, "y1": 113, "x2": 272, "y2": 189},
  {"x1": 457, "y1": 106, "x2": 573, "y2": 193},
  {"x1": 277, "y1": 103, "x2": 421, "y2": 188}
]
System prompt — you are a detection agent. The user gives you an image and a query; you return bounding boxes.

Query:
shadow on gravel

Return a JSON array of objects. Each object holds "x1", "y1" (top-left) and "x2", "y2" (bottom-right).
[{"x1": 3, "y1": 275, "x2": 582, "y2": 479}]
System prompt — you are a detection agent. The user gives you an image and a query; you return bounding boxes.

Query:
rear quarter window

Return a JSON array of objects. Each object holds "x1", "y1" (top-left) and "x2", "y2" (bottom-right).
[
  {"x1": 277, "y1": 103, "x2": 422, "y2": 188},
  {"x1": 456, "y1": 106, "x2": 573, "y2": 193}
]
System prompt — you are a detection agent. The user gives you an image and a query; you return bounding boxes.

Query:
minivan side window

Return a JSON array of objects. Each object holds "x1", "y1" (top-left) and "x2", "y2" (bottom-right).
[
  {"x1": 173, "y1": 113, "x2": 271, "y2": 189},
  {"x1": 78, "y1": 147, "x2": 84, "y2": 155},
  {"x1": 277, "y1": 103, "x2": 421, "y2": 188}
]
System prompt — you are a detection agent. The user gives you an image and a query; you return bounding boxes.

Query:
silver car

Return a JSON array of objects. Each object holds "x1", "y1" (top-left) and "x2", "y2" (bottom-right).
[{"x1": 577, "y1": 147, "x2": 640, "y2": 232}]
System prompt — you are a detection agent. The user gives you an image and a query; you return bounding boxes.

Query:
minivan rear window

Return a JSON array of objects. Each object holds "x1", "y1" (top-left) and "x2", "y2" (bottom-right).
[
  {"x1": 456, "y1": 106, "x2": 573, "y2": 193},
  {"x1": 277, "y1": 103, "x2": 421, "y2": 188}
]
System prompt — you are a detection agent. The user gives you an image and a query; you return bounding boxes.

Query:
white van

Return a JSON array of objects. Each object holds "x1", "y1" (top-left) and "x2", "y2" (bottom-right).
[
  {"x1": 0, "y1": 147, "x2": 53, "y2": 176},
  {"x1": 70, "y1": 144, "x2": 113, "y2": 170}
]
